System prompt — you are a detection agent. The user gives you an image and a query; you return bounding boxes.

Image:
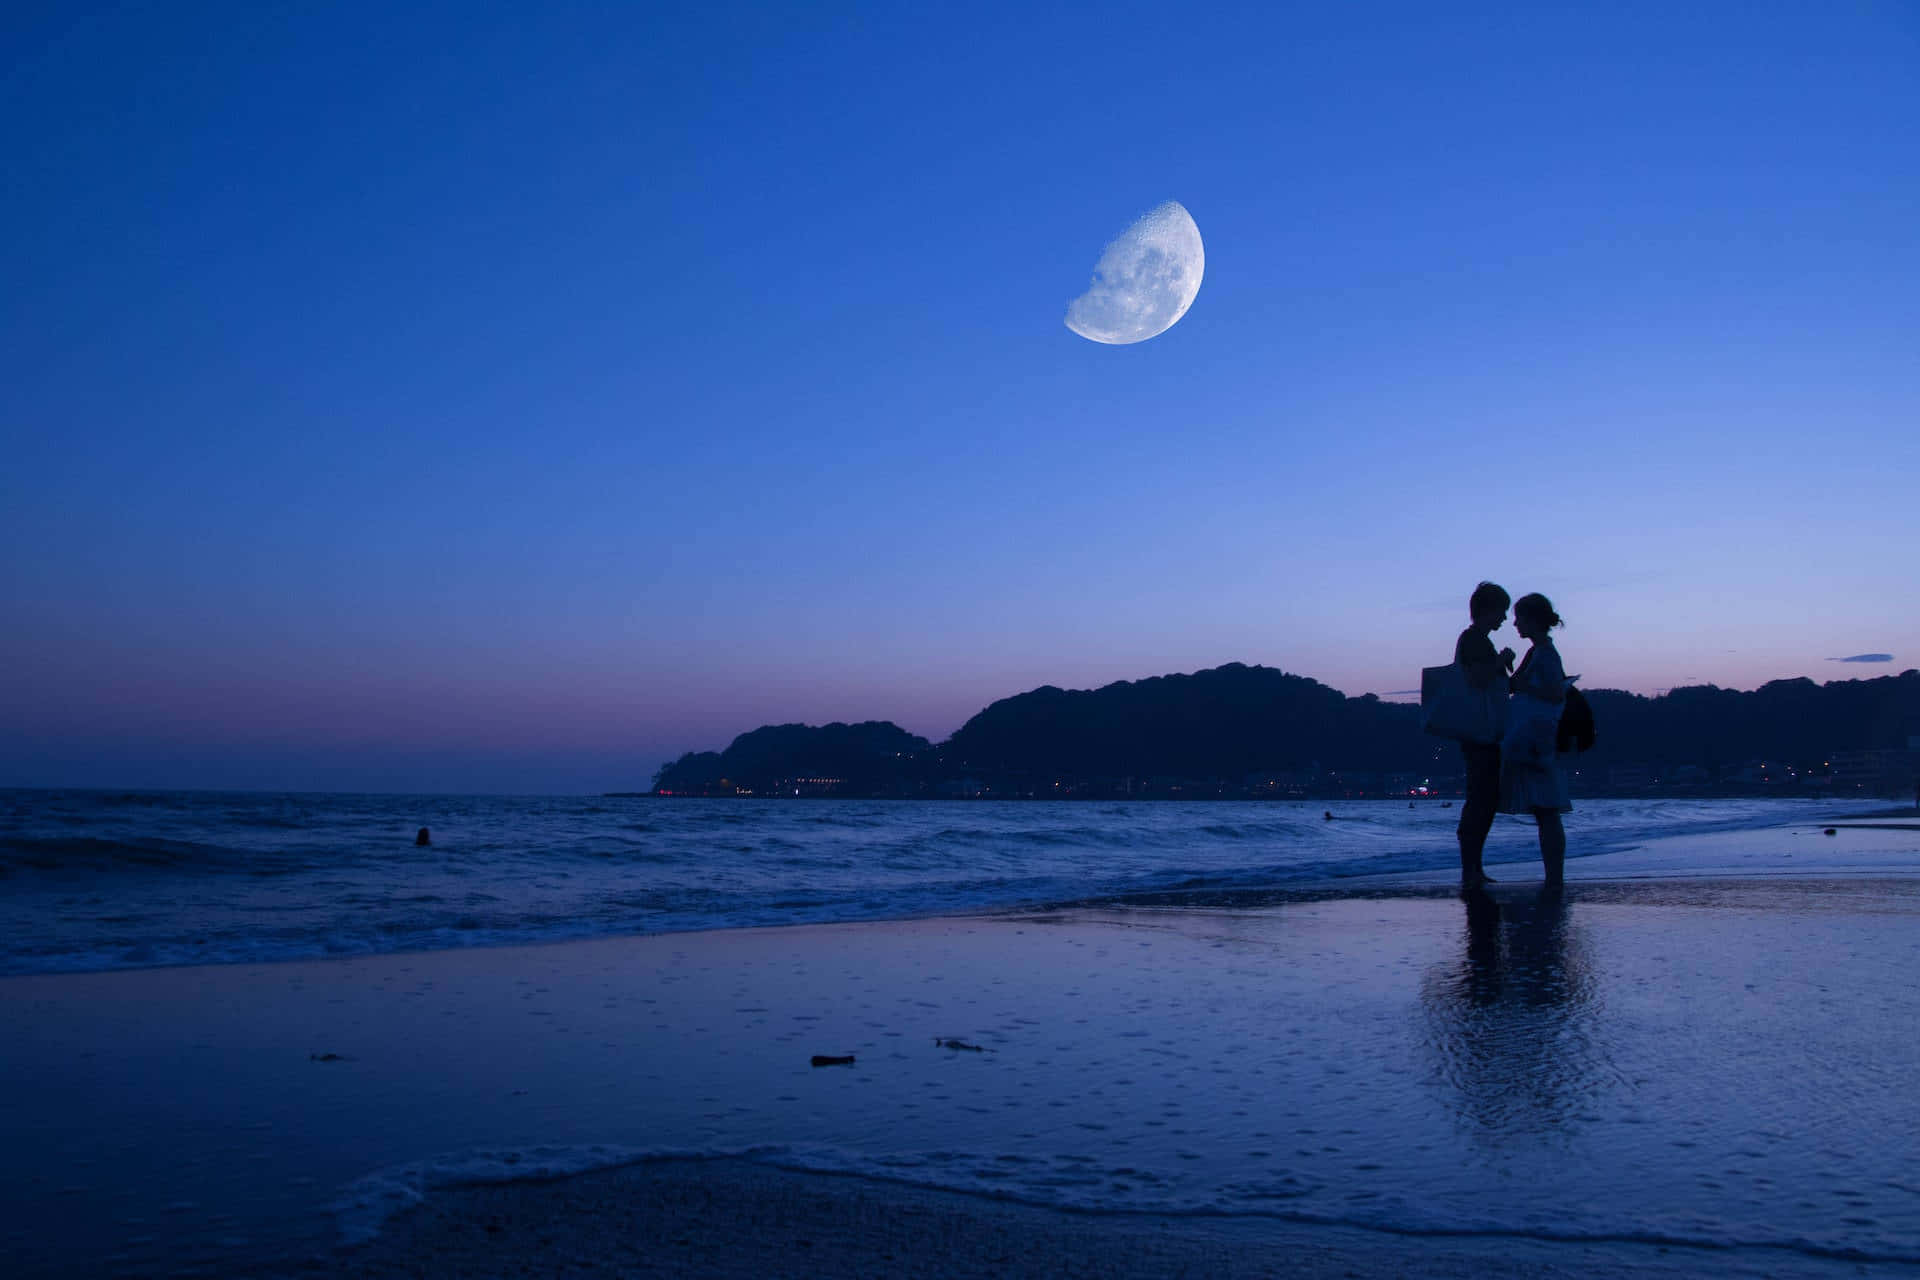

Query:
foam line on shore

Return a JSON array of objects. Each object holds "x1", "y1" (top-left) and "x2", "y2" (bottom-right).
[
  {"x1": 335, "y1": 1142, "x2": 1920, "y2": 1267},
  {"x1": 334, "y1": 1145, "x2": 780, "y2": 1246}
]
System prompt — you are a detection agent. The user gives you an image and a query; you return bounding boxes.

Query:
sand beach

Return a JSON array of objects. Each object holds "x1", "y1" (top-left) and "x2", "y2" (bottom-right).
[{"x1": 4, "y1": 816, "x2": 1920, "y2": 1277}]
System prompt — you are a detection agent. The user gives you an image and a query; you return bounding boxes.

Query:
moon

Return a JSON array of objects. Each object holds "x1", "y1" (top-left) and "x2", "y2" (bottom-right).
[{"x1": 1065, "y1": 201, "x2": 1204, "y2": 344}]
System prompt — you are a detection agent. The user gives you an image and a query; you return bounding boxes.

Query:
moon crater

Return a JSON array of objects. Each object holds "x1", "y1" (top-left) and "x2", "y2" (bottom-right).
[{"x1": 1065, "y1": 201, "x2": 1204, "y2": 345}]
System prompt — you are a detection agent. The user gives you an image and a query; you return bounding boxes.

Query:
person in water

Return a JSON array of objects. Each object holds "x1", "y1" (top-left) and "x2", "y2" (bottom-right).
[
  {"x1": 1455, "y1": 581, "x2": 1515, "y2": 887},
  {"x1": 1502, "y1": 592, "x2": 1572, "y2": 883}
]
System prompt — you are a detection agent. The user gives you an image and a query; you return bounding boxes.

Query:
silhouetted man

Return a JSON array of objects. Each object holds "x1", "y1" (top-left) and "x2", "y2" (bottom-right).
[{"x1": 1457, "y1": 582, "x2": 1515, "y2": 885}]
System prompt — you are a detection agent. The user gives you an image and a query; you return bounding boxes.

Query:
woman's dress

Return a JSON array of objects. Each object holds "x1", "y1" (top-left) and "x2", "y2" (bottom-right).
[{"x1": 1501, "y1": 640, "x2": 1572, "y2": 815}]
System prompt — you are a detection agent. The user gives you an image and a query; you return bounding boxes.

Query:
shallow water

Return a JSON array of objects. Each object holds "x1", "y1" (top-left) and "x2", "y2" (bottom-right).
[{"x1": 0, "y1": 790, "x2": 1888, "y2": 974}]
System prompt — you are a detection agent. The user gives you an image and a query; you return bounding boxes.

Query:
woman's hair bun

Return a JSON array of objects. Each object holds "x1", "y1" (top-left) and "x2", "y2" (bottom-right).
[{"x1": 1514, "y1": 592, "x2": 1562, "y2": 629}]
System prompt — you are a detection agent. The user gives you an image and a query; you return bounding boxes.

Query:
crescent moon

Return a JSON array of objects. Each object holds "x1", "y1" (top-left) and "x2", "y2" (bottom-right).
[{"x1": 1065, "y1": 201, "x2": 1205, "y2": 345}]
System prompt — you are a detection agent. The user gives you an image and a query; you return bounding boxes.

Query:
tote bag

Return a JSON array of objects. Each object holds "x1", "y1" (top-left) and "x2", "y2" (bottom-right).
[{"x1": 1420, "y1": 664, "x2": 1507, "y2": 744}]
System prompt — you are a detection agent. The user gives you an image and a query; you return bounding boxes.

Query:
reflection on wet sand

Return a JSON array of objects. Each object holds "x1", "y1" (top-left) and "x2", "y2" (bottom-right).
[{"x1": 1422, "y1": 886, "x2": 1618, "y2": 1136}]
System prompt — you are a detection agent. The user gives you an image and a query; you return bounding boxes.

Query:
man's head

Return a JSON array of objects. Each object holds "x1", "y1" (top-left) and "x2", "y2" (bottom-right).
[{"x1": 1469, "y1": 581, "x2": 1510, "y2": 630}]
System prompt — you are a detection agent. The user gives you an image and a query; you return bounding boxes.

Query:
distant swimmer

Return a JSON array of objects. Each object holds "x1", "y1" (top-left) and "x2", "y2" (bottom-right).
[
  {"x1": 1324, "y1": 810, "x2": 1335, "y2": 821},
  {"x1": 414, "y1": 827, "x2": 431, "y2": 847}
]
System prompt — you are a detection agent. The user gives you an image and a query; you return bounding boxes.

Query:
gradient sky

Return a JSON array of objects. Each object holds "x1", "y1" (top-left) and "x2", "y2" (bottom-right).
[{"x1": 4, "y1": 2, "x2": 1917, "y2": 793}]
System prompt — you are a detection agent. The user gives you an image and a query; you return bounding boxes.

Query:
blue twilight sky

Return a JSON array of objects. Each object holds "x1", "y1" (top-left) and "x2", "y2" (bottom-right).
[{"x1": 3, "y1": 1, "x2": 1917, "y2": 793}]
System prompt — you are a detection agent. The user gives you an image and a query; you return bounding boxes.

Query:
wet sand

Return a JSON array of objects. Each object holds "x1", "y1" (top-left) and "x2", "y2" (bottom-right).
[
  {"x1": 5, "y1": 820, "x2": 1920, "y2": 1277},
  {"x1": 326, "y1": 1155, "x2": 1893, "y2": 1279}
]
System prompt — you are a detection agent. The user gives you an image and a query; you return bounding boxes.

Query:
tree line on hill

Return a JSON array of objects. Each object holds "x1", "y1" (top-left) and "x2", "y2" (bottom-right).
[{"x1": 648, "y1": 662, "x2": 1920, "y2": 799}]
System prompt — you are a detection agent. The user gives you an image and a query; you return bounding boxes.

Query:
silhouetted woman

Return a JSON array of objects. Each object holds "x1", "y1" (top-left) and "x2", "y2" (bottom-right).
[{"x1": 1501, "y1": 593, "x2": 1570, "y2": 882}]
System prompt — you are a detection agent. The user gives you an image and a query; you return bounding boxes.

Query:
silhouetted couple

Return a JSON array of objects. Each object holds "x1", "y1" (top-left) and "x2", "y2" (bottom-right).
[{"x1": 1456, "y1": 581, "x2": 1570, "y2": 887}]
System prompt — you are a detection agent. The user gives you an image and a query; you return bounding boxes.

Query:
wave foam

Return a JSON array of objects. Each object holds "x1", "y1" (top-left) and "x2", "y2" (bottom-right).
[{"x1": 332, "y1": 1142, "x2": 1920, "y2": 1265}]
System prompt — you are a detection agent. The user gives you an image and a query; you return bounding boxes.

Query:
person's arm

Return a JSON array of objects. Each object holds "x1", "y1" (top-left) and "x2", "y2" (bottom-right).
[{"x1": 1456, "y1": 632, "x2": 1513, "y2": 690}]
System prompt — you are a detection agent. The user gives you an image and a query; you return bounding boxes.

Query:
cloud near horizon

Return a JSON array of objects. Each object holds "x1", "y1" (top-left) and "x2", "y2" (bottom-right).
[{"x1": 1827, "y1": 653, "x2": 1894, "y2": 663}]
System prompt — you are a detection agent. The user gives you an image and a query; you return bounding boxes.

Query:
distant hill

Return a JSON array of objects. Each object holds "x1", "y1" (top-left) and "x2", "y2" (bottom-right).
[
  {"x1": 650, "y1": 664, "x2": 1920, "y2": 798},
  {"x1": 944, "y1": 662, "x2": 1420, "y2": 778},
  {"x1": 654, "y1": 721, "x2": 931, "y2": 795},
  {"x1": 1578, "y1": 674, "x2": 1920, "y2": 773}
]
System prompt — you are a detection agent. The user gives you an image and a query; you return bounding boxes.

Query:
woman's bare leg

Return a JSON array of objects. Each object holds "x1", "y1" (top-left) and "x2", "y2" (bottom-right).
[{"x1": 1534, "y1": 808, "x2": 1565, "y2": 883}]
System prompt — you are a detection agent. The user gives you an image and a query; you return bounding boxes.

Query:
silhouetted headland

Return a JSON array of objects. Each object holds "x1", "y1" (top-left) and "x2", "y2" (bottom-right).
[{"x1": 647, "y1": 663, "x2": 1920, "y2": 801}]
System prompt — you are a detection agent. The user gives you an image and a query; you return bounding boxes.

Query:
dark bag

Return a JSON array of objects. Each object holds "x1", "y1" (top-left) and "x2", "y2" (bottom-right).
[
  {"x1": 1557, "y1": 685, "x2": 1596, "y2": 753},
  {"x1": 1420, "y1": 663, "x2": 1507, "y2": 744}
]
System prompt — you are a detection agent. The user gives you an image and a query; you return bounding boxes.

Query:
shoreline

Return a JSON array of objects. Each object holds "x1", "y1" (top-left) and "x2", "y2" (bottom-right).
[
  {"x1": 313, "y1": 867, "x2": 1920, "y2": 1280},
  {"x1": 5, "y1": 825, "x2": 1919, "y2": 1276},
  {"x1": 323, "y1": 1154, "x2": 1916, "y2": 1279}
]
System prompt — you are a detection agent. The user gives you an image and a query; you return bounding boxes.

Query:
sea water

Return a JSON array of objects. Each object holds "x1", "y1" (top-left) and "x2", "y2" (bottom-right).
[{"x1": 0, "y1": 790, "x2": 1889, "y2": 976}]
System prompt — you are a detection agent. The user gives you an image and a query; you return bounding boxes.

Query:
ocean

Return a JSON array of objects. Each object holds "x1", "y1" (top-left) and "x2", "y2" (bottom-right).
[{"x1": 0, "y1": 789, "x2": 1893, "y2": 976}]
